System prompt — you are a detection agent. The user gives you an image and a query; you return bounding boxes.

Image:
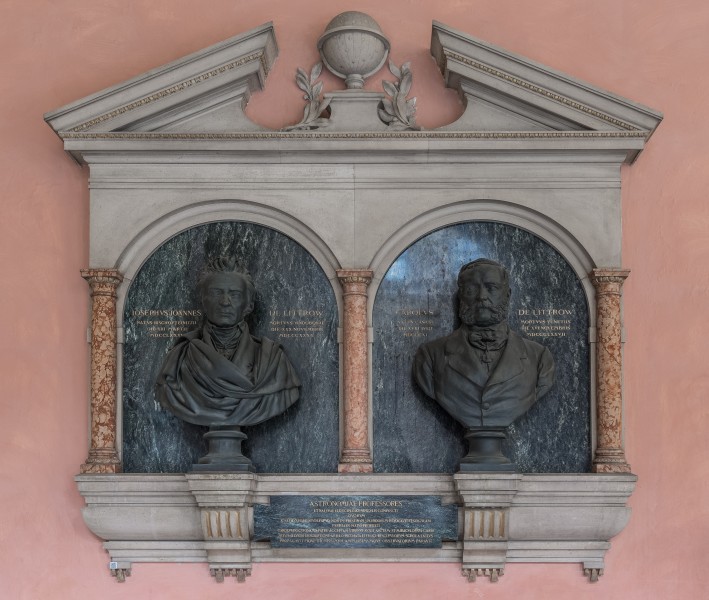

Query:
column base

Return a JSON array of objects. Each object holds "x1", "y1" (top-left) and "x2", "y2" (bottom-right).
[
  {"x1": 592, "y1": 447, "x2": 631, "y2": 473},
  {"x1": 338, "y1": 448, "x2": 373, "y2": 472},
  {"x1": 80, "y1": 448, "x2": 122, "y2": 474},
  {"x1": 338, "y1": 462, "x2": 374, "y2": 473}
]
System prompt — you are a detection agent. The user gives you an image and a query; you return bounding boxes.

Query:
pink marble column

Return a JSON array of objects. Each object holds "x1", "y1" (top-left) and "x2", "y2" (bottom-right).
[
  {"x1": 590, "y1": 268, "x2": 631, "y2": 473},
  {"x1": 336, "y1": 270, "x2": 373, "y2": 473},
  {"x1": 80, "y1": 268, "x2": 124, "y2": 474}
]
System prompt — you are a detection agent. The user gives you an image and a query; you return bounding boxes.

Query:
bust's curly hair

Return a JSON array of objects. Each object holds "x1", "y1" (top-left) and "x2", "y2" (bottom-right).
[{"x1": 197, "y1": 256, "x2": 255, "y2": 303}]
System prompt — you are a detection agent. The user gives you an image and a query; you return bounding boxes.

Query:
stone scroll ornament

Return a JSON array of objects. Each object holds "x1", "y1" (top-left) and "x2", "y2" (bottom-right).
[
  {"x1": 155, "y1": 257, "x2": 301, "y2": 471},
  {"x1": 413, "y1": 259, "x2": 555, "y2": 471}
]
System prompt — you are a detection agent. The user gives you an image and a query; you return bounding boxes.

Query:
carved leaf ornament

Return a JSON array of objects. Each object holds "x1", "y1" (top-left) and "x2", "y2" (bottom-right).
[
  {"x1": 283, "y1": 63, "x2": 331, "y2": 131},
  {"x1": 379, "y1": 61, "x2": 420, "y2": 130},
  {"x1": 285, "y1": 60, "x2": 421, "y2": 131}
]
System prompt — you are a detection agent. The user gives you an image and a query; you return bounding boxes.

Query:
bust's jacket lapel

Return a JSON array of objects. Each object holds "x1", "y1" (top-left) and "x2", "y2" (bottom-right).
[
  {"x1": 443, "y1": 327, "x2": 485, "y2": 386},
  {"x1": 484, "y1": 330, "x2": 526, "y2": 389}
]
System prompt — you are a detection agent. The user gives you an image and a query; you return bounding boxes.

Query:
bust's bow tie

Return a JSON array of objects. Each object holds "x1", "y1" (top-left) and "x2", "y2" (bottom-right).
[
  {"x1": 467, "y1": 326, "x2": 507, "y2": 350},
  {"x1": 468, "y1": 325, "x2": 508, "y2": 367}
]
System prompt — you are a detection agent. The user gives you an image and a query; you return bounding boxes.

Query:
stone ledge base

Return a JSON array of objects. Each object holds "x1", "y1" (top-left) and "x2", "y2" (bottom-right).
[{"x1": 79, "y1": 472, "x2": 636, "y2": 583}]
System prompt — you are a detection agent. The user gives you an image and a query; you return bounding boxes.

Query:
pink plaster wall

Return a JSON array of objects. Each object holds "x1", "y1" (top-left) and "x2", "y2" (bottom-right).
[{"x1": 1, "y1": 1, "x2": 707, "y2": 598}]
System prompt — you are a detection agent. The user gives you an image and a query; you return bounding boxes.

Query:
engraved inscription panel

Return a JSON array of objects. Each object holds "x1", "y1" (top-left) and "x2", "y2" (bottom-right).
[
  {"x1": 254, "y1": 496, "x2": 458, "y2": 549},
  {"x1": 395, "y1": 308, "x2": 439, "y2": 338},
  {"x1": 130, "y1": 308, "x2": 202, "y2": 338},
  {"x1": 266, "y1": 308, "x2": 326, "y2": 339},
  {"x1": 518, "y1": 307, "x2": 573, "y2": 338}
]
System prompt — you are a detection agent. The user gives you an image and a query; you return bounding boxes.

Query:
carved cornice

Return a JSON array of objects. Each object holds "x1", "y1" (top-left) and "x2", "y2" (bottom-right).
[
  {"x1": 441, "y1": 50, "x2": 639, "y2": 132},
  {"x1": 60, "y1": 129, "x2": 648, "y2": 140},
  {"x1": 71, "y1": 51, "x2": 266, "y2": 132},
  {"x1": 76, "y1": 473, "x2": 637, "y2": 581},
  {"x1": 45, "y1": 22, "x2": 277, "y2": 135}
]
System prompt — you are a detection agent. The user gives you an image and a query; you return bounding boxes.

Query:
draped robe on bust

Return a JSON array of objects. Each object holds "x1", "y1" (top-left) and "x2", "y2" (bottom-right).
[{"x1": 156, "y1": 322, "x2": 300, "y2": 426}]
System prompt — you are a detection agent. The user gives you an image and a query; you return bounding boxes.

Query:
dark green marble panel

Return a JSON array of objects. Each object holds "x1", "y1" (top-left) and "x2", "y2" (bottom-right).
[
  {"x1": 122, "y1": 221, "x2": 339, "y2": 473},
  {"x1": 372, "y1": 221, "x2": 591, "y2": 473}
]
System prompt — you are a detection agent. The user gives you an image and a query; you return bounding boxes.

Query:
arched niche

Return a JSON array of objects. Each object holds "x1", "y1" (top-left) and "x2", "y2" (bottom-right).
[
  {"x1": 120, "y1": 220, "x2": 340, "y2": 473},
  {"x1": 113, "y1": 199, "x2": 342, "y2": 324},
  {"x1": 368, "y1": 199, "x2": 595, "y2": 314},
  {"x1": 371, "y1": 219, "x2": 592, "y2": 473}
]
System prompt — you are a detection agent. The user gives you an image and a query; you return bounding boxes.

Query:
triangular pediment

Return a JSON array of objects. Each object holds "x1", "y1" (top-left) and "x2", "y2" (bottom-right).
[
  {"x1": 430, "y1": 22, "x2": 662, "y2": 136},
  {"x1": 45, "y1": 23, "x2": 277, "y2": 135},
  {"x1": 45, "y1": 19, "x2": 661, "y2": 165}
]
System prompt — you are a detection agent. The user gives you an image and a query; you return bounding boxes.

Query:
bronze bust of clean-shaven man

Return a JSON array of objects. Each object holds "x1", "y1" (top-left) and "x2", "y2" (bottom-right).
[{"x1": 156, "y1": 257, "x2": 300, "y2": 471}]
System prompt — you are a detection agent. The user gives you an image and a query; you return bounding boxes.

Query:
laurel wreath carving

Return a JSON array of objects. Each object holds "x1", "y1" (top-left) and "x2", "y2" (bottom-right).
[
  {"x1": 378, "y1": 61, "x2": 420, "y2": 130},
  {"x1": 283, "y1": 62, "x2": 331, "y2": 131}
]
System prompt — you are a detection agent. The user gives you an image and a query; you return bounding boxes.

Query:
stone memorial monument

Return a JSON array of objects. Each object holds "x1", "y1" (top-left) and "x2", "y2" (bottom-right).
[
  {"x1": 156, "y1": 256, "x2": 301, "y2": 471},
  {"x1": 45, "y1": 9, "x2": 661, "y2": 584},
  {"x1": 414, "y1": 259, "x2": 555, "y2": 471}
]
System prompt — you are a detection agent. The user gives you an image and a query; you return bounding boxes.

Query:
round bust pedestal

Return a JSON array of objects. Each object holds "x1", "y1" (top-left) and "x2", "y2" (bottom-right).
[
  {"x1": 192, "y1": 426, "x2": 254, "y2": 472},
  {"x1": 459, "y1": 428, "x2": 517, "y2": 472}
]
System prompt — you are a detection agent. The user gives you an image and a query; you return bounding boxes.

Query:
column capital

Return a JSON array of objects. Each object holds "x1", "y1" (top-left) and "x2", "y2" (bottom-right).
[
  {"x1": 336, "y1": 269, "x2": 373, "y2": 286},
  {"x1": 590, "y1": 268, "x2": 630, "y2": 288},
  {"x1": 81, "y1": 268, "x2": 124, "y2": 297}
]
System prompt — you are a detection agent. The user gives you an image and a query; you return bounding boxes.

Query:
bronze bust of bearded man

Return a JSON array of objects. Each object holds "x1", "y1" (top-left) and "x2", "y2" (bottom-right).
[
  {"x1": 156, "y1": 257, "x2": 300, "y2": 471},
  {"x1": 413, "y1": 258, "x2": 554, "y2": 471}
]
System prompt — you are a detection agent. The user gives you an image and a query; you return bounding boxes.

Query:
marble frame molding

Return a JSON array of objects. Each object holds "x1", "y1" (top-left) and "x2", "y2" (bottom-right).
[{"x1": 75, "y1": 163, "x2": 636, "y2": 580}]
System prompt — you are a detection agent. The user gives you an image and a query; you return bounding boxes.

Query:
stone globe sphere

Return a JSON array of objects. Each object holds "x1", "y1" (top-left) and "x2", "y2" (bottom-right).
[{"x1": 317, "y1": 11, "x2": 391, "y2": 89}]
